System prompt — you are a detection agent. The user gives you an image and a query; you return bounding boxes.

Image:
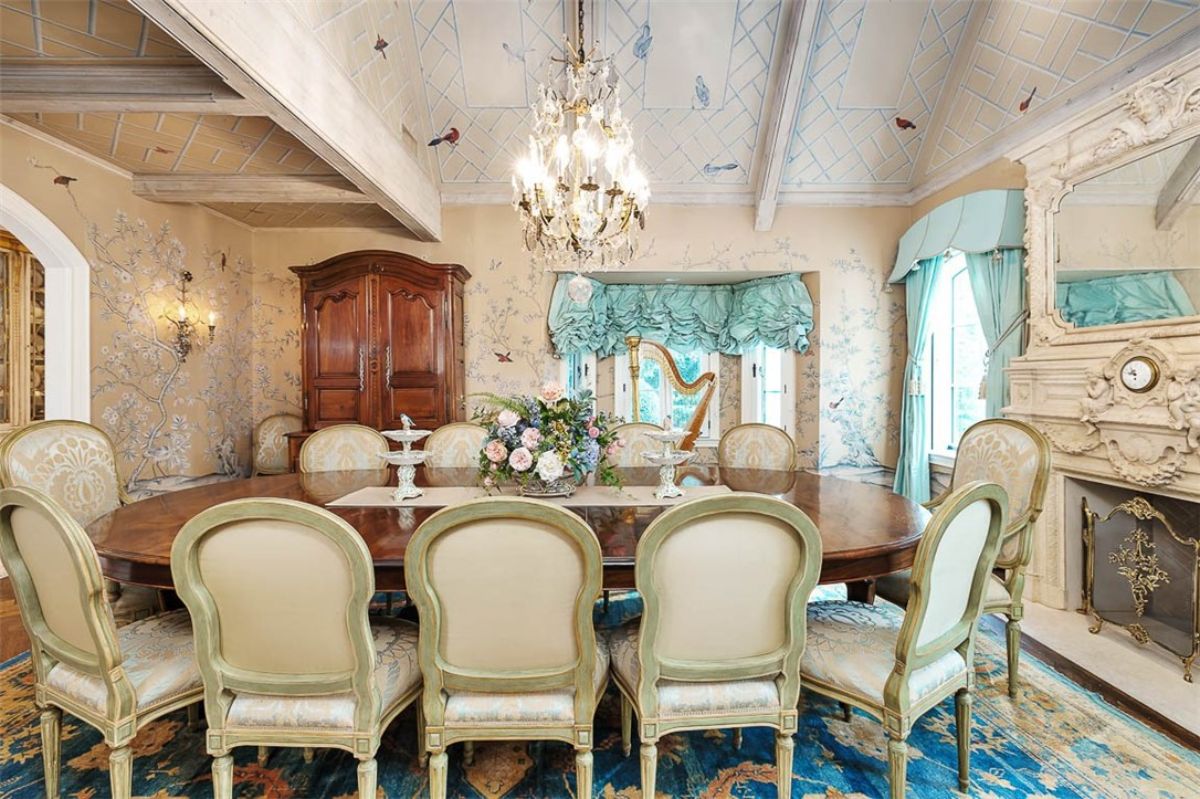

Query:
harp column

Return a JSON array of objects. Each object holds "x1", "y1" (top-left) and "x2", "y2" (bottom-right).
[{"x1": 626, "y1": 335, "x2": 643, "y2": 422}]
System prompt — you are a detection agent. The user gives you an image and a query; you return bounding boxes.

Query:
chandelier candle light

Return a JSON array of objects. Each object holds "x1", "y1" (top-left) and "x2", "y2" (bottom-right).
[{"x1": 512, "y1": 0, "x2": 649, "y2": 277}]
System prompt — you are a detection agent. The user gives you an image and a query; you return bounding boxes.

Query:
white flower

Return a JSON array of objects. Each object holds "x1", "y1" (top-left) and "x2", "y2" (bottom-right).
[
  {"x1": 497, "y1": 409, "x2": 520, "y2": 428},
  {"x1": 520, "y1": 426, "x2": 542, "y2": 449},
  {"x1": 509, "y1": 446, "x2": 533, "y2": 472},
  {"x1": 538, "y1": 382, "x2": 566, "y2": 404},
  {"x1": 536, "y1": 450, "x2": 565, "y2": 482}
]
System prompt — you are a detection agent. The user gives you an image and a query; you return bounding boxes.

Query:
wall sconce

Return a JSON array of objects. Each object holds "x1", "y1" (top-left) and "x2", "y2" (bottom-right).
[{"x1": 163, "y1": 270, "x2": 217, "y2": 362}]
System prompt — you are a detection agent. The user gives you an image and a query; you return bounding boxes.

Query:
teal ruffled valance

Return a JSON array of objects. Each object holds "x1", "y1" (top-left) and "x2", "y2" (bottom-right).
[
  {"x1": 548, "y1": 273, "x2": 814, "y2": 357},
  {"x1": 1056, "y1": 271, "x2": 1197, "y2": 328}
]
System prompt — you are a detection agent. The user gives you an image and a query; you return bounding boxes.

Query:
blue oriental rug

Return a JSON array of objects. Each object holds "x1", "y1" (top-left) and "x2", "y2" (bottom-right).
[{"x1": 1, "y1": 592, "x2": 1197, "y2": 798}]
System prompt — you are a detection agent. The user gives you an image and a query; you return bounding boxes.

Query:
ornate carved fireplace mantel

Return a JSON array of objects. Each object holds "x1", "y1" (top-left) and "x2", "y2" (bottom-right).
[{"x1": 1006, "y1": 51, "x2": 1200, "y2": 609}]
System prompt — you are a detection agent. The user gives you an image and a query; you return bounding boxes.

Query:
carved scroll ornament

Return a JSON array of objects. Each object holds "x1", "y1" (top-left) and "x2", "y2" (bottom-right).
[{"x1": 1094, "y1": 72, "x2": 1200, "y2": 161}]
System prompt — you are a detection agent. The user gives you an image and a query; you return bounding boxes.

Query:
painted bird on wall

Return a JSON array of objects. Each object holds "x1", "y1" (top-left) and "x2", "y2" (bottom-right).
[
  {"x1": 52, "y1": 175, "x2": 77, "y2": 186},
  {"x1": 495, "y1": 351, "x2": 513, "y2": 363},
  {"x1": 633, "y1": 23, "x2": 652, "y2": 60},
  {"x1": 895, "y1": 116, "x2": 916, "y2": 131},
  {"x1": 428, "y1": 127, "x2": 460, "y2": 147},
  {"x1": 375, "y1": 35, "x2": 390, "y2": 59},
  {"x1": 1019, "y1": 86, "x2": 1037, "y2": 113},
  {"x1": 694, "y1": 75, "x2": 710, "y2": 108}
]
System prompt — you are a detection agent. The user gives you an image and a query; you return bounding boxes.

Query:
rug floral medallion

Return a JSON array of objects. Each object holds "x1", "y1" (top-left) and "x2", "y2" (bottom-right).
[{"x1": 2, "y1": 593, "x2": 1197, "y2": 798}]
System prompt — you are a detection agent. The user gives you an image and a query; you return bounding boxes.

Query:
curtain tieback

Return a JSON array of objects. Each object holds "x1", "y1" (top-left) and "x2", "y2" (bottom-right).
[{"x1": 984, "y1": 309, "x2": 1029, "y2": 360}]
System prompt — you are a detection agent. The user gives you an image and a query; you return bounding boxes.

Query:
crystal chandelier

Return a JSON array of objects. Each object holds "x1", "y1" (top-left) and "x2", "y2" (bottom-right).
[{"x1": 512, "y1": 0, "x2": 649, "y2": 272}]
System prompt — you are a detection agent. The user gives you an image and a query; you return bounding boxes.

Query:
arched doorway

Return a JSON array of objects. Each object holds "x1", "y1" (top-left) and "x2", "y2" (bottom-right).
[{"x1": 0, "y1": 184, "x2": 90, "y2": 421}]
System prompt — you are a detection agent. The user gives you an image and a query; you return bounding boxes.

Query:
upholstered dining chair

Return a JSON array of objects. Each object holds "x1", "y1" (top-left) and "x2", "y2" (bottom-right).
[
  {"x1": 717, "y1": 423, "x2": 797, "y2": 471},
  {"x1": 171, "y1": 498, "x2": 421, "y2": 798},
  {"x1": 608, "y1": 493, "x2": 823, "y2": 799},
  {"x1": 297, "y1": 423, "x2": 390, "y2": 473},
  {"x1": 874, "y1": 418, "x2": 1050, "y2": 696},
  {"x1": 610, "y1": 422, "x2": 663, "y2": 467},
  {"x1": 801, "y1": 481, "x2": 1008, "y2": 799},
  {"x1": 423, "y1": 422, "x2": 488, "y2": 468},
  {"x1": 0, "y1": 487, "x2": 203, "y2": 799},
  {"x1": 0, "y1": 419, "x2": 158, "y2": 620},
  {"x1": 405, "y1": 497, "x2": 607, "y2": 799},
  {"x1": 251, "y1": 412, "x2": 303, "y2": 476}
]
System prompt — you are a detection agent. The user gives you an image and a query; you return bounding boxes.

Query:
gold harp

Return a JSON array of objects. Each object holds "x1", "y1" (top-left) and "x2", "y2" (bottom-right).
[{"x1": 626, "y1": 335, "x2": 716, "y2": 451}]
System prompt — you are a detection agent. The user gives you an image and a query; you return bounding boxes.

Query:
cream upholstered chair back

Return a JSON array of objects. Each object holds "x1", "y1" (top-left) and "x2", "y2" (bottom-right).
[
  {"x1": 405, "y1": 498, "x2": 602, "y2": 713},
  {"x1": 717, "y1": 424, "x2": 797, "y2": 471},
  {"x1": 172, "y1": 498, "x2": 379, "y2": 722},
  {"x1": 0, "y1": 487, "x2": 124, "y2": 691},
  {"x1": 423, "y1": 422, "x2": 488, "y2": 468},
  {"x1": 634, "y1": 493, "x2": 821, "y2": 710},
  {"x1": 298, "y1": 424, "x2": 389, "y2": 473},
  {"x1": 895, "y1": 481, "x2": 1008, "y2": 670},
  {"x1": 251, "y1": 413, "x2": 303, "y2": 475},
  {"x1": 610, "y1": 422, "x2": 663, "y2": 468},
  {"x1": 947, "y1": 419, "x2": 1050, "y2": 568},
  {"x1": 0, "y1": 420, "x2": 126, "y2": 526}
]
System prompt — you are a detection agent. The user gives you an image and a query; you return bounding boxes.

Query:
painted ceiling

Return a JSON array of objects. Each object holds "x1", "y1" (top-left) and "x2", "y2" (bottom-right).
[{"x1": 1, "y1": 0, "x2": 1199, "y2": 230}]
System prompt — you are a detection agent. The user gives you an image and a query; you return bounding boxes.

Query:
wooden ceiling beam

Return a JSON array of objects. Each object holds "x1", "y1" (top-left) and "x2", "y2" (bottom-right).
[
  {"x1": 0, "y1": 59, "x2": 257, "y2": 115},
  {"x1": 753, "y1": 0, "x2": 821, "y2": 232},
  {"x1": 131, "y1": 173, "x2": 371, "y2": 204},
  {"x1": 1155, "y1": 138, "x2": 1200, "y2": 230},
  {"x1": 129, "y1": 0, "x2": 442, "y2": 241}
]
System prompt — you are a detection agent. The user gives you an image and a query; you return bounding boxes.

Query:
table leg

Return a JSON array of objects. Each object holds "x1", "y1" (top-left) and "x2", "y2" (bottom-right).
[{"x1": 846, "y1": 579, "x2": 876, "y2": 604}]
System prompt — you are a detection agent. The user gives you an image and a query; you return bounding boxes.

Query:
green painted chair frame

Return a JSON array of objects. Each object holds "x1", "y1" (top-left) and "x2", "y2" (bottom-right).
[
  {"x1": 172, "y1": 497, "x2": 421, "y2": 798},
  {"x1": 297, "y1": 423, "x2": 390, "y2": 473},
  {"x1": 0, "y1": 486, "x2": 203, "y2": 799},
  {"x1": 804, "y1": 481, "x2": 1009, "y2": 799},
  {"x1": 613, "y1": 492, "x2": 823, "y2": 799},
  {"x1": 404, "y1": 497, "x2": 606, "y2": 799},
  {"x1": 876, "y1": 418, "x2": 1050, "y2": 697},
  {"x1": 250, "y1": 412, "x2": 304, "y2": 476}
]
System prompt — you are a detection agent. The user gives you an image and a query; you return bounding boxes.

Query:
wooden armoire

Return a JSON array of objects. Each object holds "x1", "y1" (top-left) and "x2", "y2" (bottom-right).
[{"x1": 291, "y1": 250, "x2": 470, "y2": 434}]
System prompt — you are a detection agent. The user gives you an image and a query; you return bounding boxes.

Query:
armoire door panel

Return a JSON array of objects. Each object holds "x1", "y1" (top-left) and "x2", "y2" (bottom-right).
[
  {"x1": 312, "y1": 291, "x2": 365, "y2": 377},
  {"x1": 378, "y1": 276, "x2": 445, "y2": 427},
  {"x1": 315, "y1": 389, "x2": 362, "y2": 422},
  {"x1": 388, "y1": 387, "x2": 439, "y2": 424}
]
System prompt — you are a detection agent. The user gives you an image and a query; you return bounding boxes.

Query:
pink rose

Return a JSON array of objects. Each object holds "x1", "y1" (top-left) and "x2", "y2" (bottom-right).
[
  {"x1": 484, "y1": 439, "x2": 508, "y2": 463},
  {"x1": 538, "y1": 381, "x2": 565, "y2": 403},
  {"x1": 588, "y1": 426, "x2": 600, "y2": 438},
  {"x1": 497, "y1": 409, "x2": 520, "y2": 428},
  {"x1": 521, "y1": 427, "x2": 541, "y2": 449},
  {"x1": 508, "y1": 446, "x2": 533, "y2": 472}
]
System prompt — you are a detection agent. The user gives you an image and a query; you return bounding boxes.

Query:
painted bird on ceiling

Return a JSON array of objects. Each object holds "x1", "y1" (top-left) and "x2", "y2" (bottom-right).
[
  {"x1": 428, "y1": 127, "x2": 460, "y2": 147},
  {"x1": 895, "y1": 116, "x2": 917, "y2": 131},
  {"x1": 1019, "y1": 86, "x2": 1037, "y2": 113},
  {"x1": 702, "y1": 162, "x2": 738, "y2": 176},
  {"x1": 502, "y1": 42, "x2": 534, "y2": 63},
  {"x1": 633, "y1": 23, "x2": 652, "y2": 60},
  {"x1": 374, "y1": 35, "x2": 390, "y2": 59},
  {"x1": 52, "y1": 175, "x2": 77, "y2": 186},
  {"x1": 694, "y1": 75, "x2": 710, "y2": 109}
]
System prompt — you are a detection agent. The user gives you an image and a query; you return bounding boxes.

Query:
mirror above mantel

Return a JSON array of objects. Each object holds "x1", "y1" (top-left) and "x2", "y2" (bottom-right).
[{"x1": 1055, "y1": 134, "x2": 1200, "y2": 330}]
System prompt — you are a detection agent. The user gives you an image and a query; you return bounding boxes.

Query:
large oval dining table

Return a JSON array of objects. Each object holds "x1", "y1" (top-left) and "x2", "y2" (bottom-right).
[{"x1": 86, "y1": 465, "x2": 929, "y2": 599}]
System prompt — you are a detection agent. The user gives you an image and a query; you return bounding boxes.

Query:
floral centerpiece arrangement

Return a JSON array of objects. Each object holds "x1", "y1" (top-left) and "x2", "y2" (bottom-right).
[{"x1": 474, "y1": 382, "x2": 624, "y2": 496}]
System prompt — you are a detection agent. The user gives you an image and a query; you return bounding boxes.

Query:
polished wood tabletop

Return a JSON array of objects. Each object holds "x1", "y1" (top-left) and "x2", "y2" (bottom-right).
[{"x1": 87, "y1": 466, "x2": 929, "y2": 592}]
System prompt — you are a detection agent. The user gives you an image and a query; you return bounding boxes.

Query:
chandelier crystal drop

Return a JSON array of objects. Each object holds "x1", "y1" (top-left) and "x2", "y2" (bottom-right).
[{"x1": 512, "y1": 0, "x2": 649, "y2": 272}]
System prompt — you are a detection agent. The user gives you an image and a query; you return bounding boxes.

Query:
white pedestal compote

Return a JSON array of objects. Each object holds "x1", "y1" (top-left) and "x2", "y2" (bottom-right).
[
  {"x1": 643, "y1": 429, "x2": 696, "y2": 500},
  {"x1": 381, "y1": 428, "x2": 432, "y2": 501}
]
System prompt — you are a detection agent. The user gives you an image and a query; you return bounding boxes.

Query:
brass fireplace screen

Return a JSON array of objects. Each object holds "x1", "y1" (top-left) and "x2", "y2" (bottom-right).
[{"x1": 1082, "y1": 495, "x2": 1199, "y2": 682}]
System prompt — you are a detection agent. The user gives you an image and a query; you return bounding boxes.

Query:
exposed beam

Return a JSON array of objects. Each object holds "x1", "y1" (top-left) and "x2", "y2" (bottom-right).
[
  {"x1": 753, "y1": 0, "x2": 820, "y2": 232},
  {"x1": 0, "y1": 59, "x2": 257, "y2": 115},
  {"x1": 129, "y1": 0, "x2": 441, "y2": 241},
  {"x1": 131, "y1": 173, "x2": 371, "y2": 204},
  {"x1": 1155, "y1": 138, "x2": 1200, "y2": 230}
]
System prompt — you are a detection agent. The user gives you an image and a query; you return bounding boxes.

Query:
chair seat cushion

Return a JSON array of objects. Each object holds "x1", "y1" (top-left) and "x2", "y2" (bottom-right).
[
  {"x1": 226, "y1": 618, "x2": 420, "y2": 730},
  {"x1": 45, "y1": 609, "x2": 201, "y2": 715},
  {"x1": 443, "y1": 644, "x2": 609, "y2": 726},
  {"x1": 607, "y1": 621, "x2": 781, "y2": 719},
  {"x1": 875, "y1": 571, "x2": 1010, "y2": 610},
  {"x1": 801, "y1": 601, "x2": 967, "y2": 707}
]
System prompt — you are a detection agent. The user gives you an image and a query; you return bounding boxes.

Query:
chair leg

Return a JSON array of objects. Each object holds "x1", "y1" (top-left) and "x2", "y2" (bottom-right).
[
  {"x1": 775, "y1": 731, "x2": 794, "y2": 798},
  {"x1": 213, "y1": 753, "x2": 234, "y2": 799},
  {"x1": 956, "y1": 688, "x2": 972, "y2": 792},
  {"x1": 109, "y1": 745, "x2": 133, "y2": 799},
  {"x1": 40, "y1": 707, "x2": 61, "y2": 799},
  {"x1": 416, "y1": 704, "x2": 429, "y2": 766},
  {"x1": 733, "y1": 728, "x2": 743, "y2": 749},
  {"x1": 839, "y1": 701, "x2": 852, "y2": 722},
  {"x1": 639, "y1": 741, "x2": 658, "y2": 799},
  {"x1": 357, "y1": 757, "x2": 377, "y2": 798},
  {"x1": 886, "y1": 735, "x2": 907, "y2": 799},
  {"x1": 603, "y1": 590, "x2": 611, "y2": 613},
  {"x1": 575, "y1": 747, "x2": 594, "y2": 799},
  {"x1": 429, "y1": 750, "x2": 448, "y2": 799},
  {"x1": 1006, "y1": 618, "x2": 1021, "y2": 698},
  {"x1": 187, "y1": 702, "x2": 201, "y2": 730},
  {"x1": 620, "y1": 695, "x2": 632, "y2": 757},
  {"x1": 257, "y1": 745, "x2": 268, "y2": 766}
]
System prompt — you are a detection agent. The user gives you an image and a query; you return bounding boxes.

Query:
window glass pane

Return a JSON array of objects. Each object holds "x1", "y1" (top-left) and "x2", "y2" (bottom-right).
[
  {"x1": 638, "y1": 358, "x2": 663, "y2": 423},
  {"x1": 760, "y1": 347, "x2": 784, "y2": 427}
]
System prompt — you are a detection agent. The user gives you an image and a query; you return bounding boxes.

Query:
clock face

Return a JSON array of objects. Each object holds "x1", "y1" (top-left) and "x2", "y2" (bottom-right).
[{"x1": 1120, "y1": 357, "x2": 1158, "y2": 393}]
